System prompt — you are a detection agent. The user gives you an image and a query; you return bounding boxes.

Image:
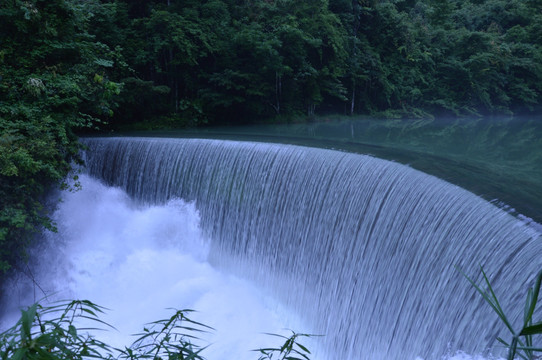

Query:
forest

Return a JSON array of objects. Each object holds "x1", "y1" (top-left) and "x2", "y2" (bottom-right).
[{"x1": 0, "y1": 0, "x2": 541, "y2": 278}]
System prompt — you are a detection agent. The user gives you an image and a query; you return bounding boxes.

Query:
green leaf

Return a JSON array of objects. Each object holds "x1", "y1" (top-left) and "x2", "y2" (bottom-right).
[
  {"x1": 520, "y1": 322, "x2": 542, "y2": 336},
  {"x1": 296, "y1": 342, "x2": 310, "y2": 354},
  {"x1": 10, "y1": 348, "x2": 27, "y2": 360},
  {"x1": 457, "y1": 266, "x2": 515, "y2": 334},
  {"x1": 20, "y1": 304, "x2": 37, "y2": 340},
  {"x1": 68, "y1": 324, "x2": 77, "y2": 338},
  {"x1": 524, "y1": 270, "x2": 542, "y2": 326}
]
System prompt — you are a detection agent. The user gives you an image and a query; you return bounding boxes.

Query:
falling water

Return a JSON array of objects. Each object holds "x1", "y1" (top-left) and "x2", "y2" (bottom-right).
[
  {"x1": 4, "y1": 136, "x2": 541, "y2": 360},
  {"x1": 1, "y1": 174, "x2": 309, "y2": 360},
  {"x1": 81, "y1": 137, "x2": 542, "y2": 359}
]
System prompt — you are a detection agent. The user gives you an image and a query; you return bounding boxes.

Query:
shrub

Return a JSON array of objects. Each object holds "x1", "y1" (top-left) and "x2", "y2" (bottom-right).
[{"x1": 0, "y1": 300, "x2": 314, "y2": 360}]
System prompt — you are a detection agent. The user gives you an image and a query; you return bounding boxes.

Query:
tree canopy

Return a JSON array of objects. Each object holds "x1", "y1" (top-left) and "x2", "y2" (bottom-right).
[
  {"x1": 0, "y1": 0, "x2": 120, "y2": 274},
  {"x1": 96, "y1": 0, "x2": 541, "y2": 125},
  {"x1": 0, "y1": 0, "x2": 541, "y2": 276}
]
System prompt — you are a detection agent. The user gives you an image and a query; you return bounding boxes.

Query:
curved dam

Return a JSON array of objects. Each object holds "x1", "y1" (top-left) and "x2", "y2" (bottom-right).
[{"x1": 81, "y1": 137, "x2": 542, "y2": 360}]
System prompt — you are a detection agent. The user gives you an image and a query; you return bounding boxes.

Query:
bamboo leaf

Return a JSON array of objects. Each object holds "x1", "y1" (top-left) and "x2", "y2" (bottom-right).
[
  {"x1": 10, "y1": 348, "x2": 27, "y2": 360},
  {"x1": 296, "y1": 342, "x2": 311, "y2": 354},
  {"x1": 20, "y1": 304, "x2": 37, "y2": 341},
  {"x1": 68, "y1": 324, "x2": 77, "y2": 338},
  {"x1": 457, "y1": 266, "x2": 515, "y2": 334},
  {"x1": 520, "y1": 322, "x2": 542, "y2": 336},
  {"x1": 515, "y1": 345, "x2": 542, "y2": 352},
  {"x1": 524, "y1": 270, "x2": 542, "y2": 325}
]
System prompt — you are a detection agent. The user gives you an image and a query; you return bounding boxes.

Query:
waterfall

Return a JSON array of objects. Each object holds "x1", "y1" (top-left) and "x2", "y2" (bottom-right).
[{"x1": 82, "y1": 137, "x2": 542, "y2": 360}]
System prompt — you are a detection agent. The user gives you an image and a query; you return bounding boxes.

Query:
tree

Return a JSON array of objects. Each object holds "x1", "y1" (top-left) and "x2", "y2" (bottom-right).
[{"x1": 0, "y1": 0, "x2": 120, "y2": 275}]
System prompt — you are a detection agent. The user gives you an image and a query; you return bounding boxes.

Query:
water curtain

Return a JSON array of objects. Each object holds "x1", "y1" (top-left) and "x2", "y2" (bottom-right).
[{"x1": 83, "y1": 137, "x2": 542, "y2": 360}]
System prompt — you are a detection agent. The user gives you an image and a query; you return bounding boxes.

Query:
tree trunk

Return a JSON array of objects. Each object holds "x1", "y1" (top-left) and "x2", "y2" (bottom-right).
[
  {"x1": 275, "y1": 71, "x2": 281, "y2": 114},
  {"x1": 350, "y1": 82, "x2": 356, "y2": 115},
  {"x1": 308, "y1": 103, "x2": 315, "y2": 117},
  {"x1": 175, "y1": 78, "x2": 179, "y2": 113}
]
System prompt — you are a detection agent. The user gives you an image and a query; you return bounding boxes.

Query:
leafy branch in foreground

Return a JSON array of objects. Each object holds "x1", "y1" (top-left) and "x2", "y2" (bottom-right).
[
  {"x1": 254, "y1": 331, "x2": 317, "y2": 360},
  {"x1": 459, "y1": 266, "x2": 542, "y2": 360},
  {"x1": 0, "y1": 300, "x2": 114, "y2": 360},
  {"x1": 119, "y1": 309, "x2": 212, "y2": 360},
  {"x1": 0, "y1": 300, "x2": 315, "y2": 360}
]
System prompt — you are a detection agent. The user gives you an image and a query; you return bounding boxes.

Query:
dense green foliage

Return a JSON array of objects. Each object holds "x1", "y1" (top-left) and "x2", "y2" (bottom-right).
[
  {"x1": 0, "y1": 0, "x2": 121, "y2": 275},
  {"x1": 95, "y1": 0, "x2": 542, "y2": 126},
  {"x1": 0, "y1": 300, "x2": 313, "y2": 360},
  {"x1": 1, "y1": 0, "x2": 541, "y2": 276}
]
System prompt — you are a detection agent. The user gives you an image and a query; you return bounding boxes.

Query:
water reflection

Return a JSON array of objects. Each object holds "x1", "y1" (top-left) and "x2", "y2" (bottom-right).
[{"x1": 116, "y1": 116, "x2": 542, "y2": 224}]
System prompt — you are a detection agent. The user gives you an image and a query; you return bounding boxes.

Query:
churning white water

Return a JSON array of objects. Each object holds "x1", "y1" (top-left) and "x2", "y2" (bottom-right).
[
  {"x1": 1, "y1": 174, "x2": 310, "y2": 360},
  {"x1": 1, "y1": 175, "x2": 506, "y2": 360},
  {"x1": 79, "y1": 138, "x2": 542, "y2": 360},
  {"x1": 3, "y1": 137, "x2": 539, "y2": 360}
]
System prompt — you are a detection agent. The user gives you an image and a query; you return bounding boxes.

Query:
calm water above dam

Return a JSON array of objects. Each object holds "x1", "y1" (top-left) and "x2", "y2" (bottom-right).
[{"x1": 140, "y1": 116, "x2": 542, "y2": 224}]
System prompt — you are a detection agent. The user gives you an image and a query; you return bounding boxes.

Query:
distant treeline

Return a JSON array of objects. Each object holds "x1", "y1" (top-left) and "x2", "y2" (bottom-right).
[
  {"x1": 95, "y1": 0, "x2": 542, "y2": 126},
  {"x1": 0, "y1": 0, "x2": 541, "y2": 276},
  {"x1": 3, "y1": 0, "x2": 542, "y2": 127}
]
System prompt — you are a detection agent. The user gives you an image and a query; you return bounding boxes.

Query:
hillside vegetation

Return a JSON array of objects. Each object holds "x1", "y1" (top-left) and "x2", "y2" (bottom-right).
[{"x1": 1, "y1": 0, "x2": 541, "y2": 275}]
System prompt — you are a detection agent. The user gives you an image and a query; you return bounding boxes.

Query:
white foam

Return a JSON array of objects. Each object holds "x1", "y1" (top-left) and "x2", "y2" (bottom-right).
[
  {"x1": 1, "y1": 175, "x2": 306, "y2": 360},
  {"x1": 416, "y1": 350, "x2": 505, "y2": 360},
  {"x1": 0, "y1": 174, "x2": 509, "y2": 360}
]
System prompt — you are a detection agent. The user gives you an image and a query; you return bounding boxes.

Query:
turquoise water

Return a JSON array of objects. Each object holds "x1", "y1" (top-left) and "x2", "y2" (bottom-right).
[{"x1": 122, "y1": 116, "x2": 542, "y2": 224}]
